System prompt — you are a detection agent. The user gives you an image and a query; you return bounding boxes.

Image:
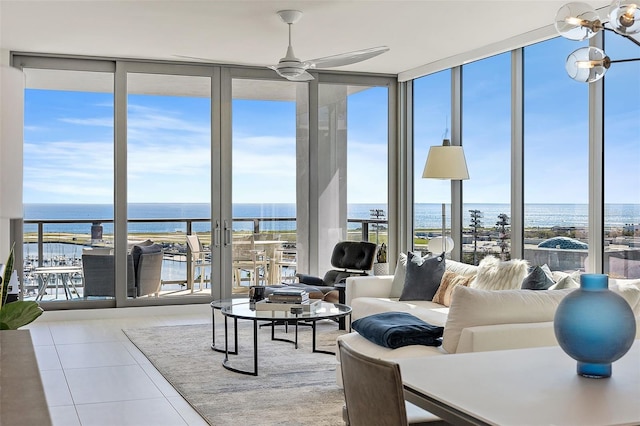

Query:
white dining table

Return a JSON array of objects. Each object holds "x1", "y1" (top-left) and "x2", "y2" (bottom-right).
[
  {"x1": 398, "y1": 341, "x2": 640, "y2": 426},
  {"x1": 32, "y1": 265, "x2": 83, "y2": 301}
]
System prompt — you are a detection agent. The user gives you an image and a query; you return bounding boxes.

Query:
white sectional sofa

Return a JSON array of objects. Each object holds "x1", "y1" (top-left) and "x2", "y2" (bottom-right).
[{"x1": 336, "y1": 260, "x2": 640, "y2": 385}]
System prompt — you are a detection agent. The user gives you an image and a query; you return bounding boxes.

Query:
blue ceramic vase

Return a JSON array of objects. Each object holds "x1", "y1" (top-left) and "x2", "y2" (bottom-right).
[{"x1": 554, "y1": 274, "x2": 636, "y2": 378}]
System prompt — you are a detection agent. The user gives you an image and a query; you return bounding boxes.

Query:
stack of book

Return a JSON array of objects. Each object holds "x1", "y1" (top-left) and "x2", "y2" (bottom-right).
[
  {"x1": 255, "y1": 298, "x2": 321, "y2": 313},
  {"x1": 268, "y1": 288, "x2": 309, "y2": 304}
]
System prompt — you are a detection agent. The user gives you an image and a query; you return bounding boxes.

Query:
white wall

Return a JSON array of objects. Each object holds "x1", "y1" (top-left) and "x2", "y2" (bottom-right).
[{"x1": 0, "y1": 50, "x2": 24, "y2": 260}]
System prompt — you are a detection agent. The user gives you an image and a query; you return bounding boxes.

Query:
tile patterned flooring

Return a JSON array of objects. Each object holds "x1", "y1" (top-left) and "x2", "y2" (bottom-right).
[{"x1": 25, "y1": 304, "x2": 212, "y2": 426}]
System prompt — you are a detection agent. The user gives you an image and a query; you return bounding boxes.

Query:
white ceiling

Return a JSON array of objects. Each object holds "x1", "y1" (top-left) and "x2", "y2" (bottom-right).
[{"x1": 0, "y1": 0, "x2": 613, "y2": 80}]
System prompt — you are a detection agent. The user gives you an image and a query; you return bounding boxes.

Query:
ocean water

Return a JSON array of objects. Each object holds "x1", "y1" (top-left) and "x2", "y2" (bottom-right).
[
  {"x1": 23, "y1": 203, "x2": 640, "y2": 233},
  {"x1": 21, "y1": 203, "x2": 639, "y2": 282}
]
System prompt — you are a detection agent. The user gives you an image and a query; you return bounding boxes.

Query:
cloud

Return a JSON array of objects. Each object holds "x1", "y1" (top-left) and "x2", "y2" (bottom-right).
[{"x1": 60, "y1": 117, "x2": 113, "y2": 127}]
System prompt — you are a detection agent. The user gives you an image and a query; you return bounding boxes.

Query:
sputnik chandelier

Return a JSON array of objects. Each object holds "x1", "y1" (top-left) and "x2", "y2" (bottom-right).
[{"x1": 555, "y1": 1, "x2": 640, "y2": 82}]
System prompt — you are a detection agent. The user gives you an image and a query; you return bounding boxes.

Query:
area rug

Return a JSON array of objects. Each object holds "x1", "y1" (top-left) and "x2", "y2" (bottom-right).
[{"x1": 123, "y1": 320, "x2": 346, "y2": 426}]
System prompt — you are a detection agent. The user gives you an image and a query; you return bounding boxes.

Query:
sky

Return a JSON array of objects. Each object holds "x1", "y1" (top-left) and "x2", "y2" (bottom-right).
[{"x1": 23, "y1": 33, "x2": 639, "y2": 209}]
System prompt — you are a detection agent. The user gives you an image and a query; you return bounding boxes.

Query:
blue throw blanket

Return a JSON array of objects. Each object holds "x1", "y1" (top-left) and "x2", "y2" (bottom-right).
[{"x1": 351, "y1": 311, "x2": 444, "y2": 349}]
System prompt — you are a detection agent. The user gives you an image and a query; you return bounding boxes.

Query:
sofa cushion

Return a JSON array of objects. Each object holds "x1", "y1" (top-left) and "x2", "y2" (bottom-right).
[
  {"x1": 336, "y1": 332, "x2": 445, "y2": 364},
  {"x1": 352, "y1": 312, "x2": 444, "y2": 349},
  {"x1": 521, "y1": 265, "x2": 555, "y2": 290},
  {"x1": 442, "y1": 286, "x2": 573, "y2": 354},
  {"x1": 350, "y1": 297, "x2": 449, "y2": 326},
  {"x1": 432, "y1": 270, "x2": 475, "y2": 306},
  {"x1": 471, "y1": 256, "x2": 529, "y2": 291},
  {"x1": 399, "y1": 253, "x2": 445, "y2": 301},
  {"x1": 610, "y1": 282, "x2": 640, "y2": 316},
  {"x1": 131, "y1": 243, "x2": 163, "y2": 268}
]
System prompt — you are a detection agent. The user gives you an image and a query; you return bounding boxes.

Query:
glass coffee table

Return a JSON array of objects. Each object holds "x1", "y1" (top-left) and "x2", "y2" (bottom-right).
[{"x1": 219, "y1": 301, "x2": 351, "y2": 376}]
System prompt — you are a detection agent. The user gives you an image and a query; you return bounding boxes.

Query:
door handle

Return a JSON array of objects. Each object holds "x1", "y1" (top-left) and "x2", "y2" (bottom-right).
[
  {"x1": 224, "y1": 220, "x2": 231, "y2": 247},
  {"x1": 214, "y1": 220, "x2": 221, "y2": 247}
]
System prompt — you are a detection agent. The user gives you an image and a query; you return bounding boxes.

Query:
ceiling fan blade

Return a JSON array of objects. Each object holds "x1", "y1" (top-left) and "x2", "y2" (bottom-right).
[
  {"x1": 174, "y1": 54, "x2": 216, "y2": 62},
  {"x1": 304, "y1": 46, "x2": 389, "y2": 69}
]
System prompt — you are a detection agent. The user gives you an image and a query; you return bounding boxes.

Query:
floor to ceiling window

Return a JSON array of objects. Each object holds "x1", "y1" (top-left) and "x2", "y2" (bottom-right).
[
  {"x1": 413, "y1": 70, "x2": 452, "y2": 255},
  {"x1": 523, "y1": 37, "x2": 589, "y2": 273},
  {"x1": 126, "y1": 71, "x2": 212, "y2": 299},
  {"x1": 22, "y1": 67, "x2": 115, "y2": 304},
  {"x1": 316, "y1": 82, "x2": 389, "y2": 273},
  {"x1": 230, "y1": 78, "x2": 301, "y2": 293},
  {"x1": 462, "y1": 53, "x2": 511, "y2": 264},
  {"x1": 346, "y1": 85, "x2": 389, "y2": 245},
  {"x1": 603, "y1": 31, "x2": 640, "y2": 279}
]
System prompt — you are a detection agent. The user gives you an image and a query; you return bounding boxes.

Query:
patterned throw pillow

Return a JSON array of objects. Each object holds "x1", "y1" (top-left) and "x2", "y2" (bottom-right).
[{"x1": 432, "y1": 270, "x2": 476, "y2": 306}]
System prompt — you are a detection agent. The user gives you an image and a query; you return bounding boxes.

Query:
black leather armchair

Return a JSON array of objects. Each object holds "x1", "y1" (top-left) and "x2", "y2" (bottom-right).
[{"x1": 293, "y1": 241, "x2": 377, "y2": 298}]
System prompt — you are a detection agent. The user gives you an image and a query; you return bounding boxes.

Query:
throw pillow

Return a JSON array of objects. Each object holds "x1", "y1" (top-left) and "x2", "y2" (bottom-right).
[
  {"x1": 390, "y1": 252, "x2": 434, "y2": 298},
  {"x1": 389, "y1": 253, "x2": 408, "y2": 298},
  {"x1": 521, "y1": 265, "x2": 555, "y2": 290},
  {"x1": 432, "y1": 270, "x2": 476, "y2": 306},
  {"x1": 442, "y1": 286, "x2": 574, "y2": 354},
  {"x1": 471, "y1": 256, "x2": 529, "y2": 291},
  {"x1": 445, "y1": 258, "x2": 479, "y2": 277},
  {"x1": 352, "y1": 311, "x2": 444, "y2": 349},
  {"x1": 399, "y1": 252, "x2": 445, "y2": 301},
  {"x1": 549, "y1": 275, "x2": 580, "y2": 290}
]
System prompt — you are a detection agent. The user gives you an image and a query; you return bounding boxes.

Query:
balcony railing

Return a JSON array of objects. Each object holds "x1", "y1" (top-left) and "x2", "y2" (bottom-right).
[{"x1": 20, "y1": 216, "x2": 391, "y2": 300}]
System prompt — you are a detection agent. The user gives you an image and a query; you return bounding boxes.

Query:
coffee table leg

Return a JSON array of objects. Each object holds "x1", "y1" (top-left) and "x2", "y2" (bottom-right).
[
  {"x1": 224, "y1": 316, "x2": 229, "y2": 363},
  {"x1": 253, "y1": 320, "x2": 258, "y2": 375},
  {"x1": 212, "y1": 307, "x2": 237, "y2": 354},
  {"x1": 312, "y1": 317, "x2": 343, "y2": 355},
  {"x1": 223, "y1": 318, "x2": 259, "y2": 376}
]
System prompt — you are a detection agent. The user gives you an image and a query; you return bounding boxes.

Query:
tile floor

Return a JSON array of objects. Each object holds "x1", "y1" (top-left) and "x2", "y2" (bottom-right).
[{"x1": 25, "y1": 304, "x2": 213, "y2": 426}]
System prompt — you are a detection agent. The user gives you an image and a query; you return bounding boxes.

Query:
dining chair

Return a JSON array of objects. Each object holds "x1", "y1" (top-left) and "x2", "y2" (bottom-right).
[
  {"x1": 231, "y1": 234, "x2": 269, "y2": 293},
  {"x1": 338, "y1": 339, "x2": 446, "y2": 426},
  {"x1": 186, "y1": 234, "x2": 211, "y2": 293}
]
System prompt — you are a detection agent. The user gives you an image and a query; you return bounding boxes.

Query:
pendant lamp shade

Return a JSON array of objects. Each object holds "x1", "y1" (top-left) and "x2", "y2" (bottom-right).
[{"x1": 422, "y1": 139, "x2": 469, "y2": 180}]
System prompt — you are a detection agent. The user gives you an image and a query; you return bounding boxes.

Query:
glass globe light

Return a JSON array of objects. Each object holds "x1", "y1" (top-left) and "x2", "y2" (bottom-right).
[
  {"x1": 609, "y1": 0, "x2": 640, "y2": 35},
  {"x1": 565, "y1": 46, "x2": 611, "y2": 82},
  {"x1": 555, "y1": 2, "x2": 602, "y2": 40}
]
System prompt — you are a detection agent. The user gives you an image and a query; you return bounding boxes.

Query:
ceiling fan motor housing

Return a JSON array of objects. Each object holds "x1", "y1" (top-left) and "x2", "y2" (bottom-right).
[{"x1": 276, "y1": 61, "x2": 305, "y2": 78}]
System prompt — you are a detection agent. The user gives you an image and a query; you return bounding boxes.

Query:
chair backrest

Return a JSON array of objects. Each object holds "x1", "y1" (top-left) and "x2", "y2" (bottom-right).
[
  {"x1": 232, "y1": 234, "x2": 256, "y2": 260},
  {"x1": 186, "y1": 234, "x2": 203, "y2": 253},
  {"x1": 338, "y1": 339, "x2": 409, "y2": 426},
  {"x1": 81, "y1": 254, "x2": 135, "y2": 298},
  {"x1": 330, "y1": 241, "x2": 377, "y2": 271},
  {"x1": 131, "y1": 243, "x2": 163, "y2": 297}
]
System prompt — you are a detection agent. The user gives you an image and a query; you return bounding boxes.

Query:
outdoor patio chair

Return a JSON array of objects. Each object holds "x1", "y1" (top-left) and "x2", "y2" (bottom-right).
[
  {"x1": 186, "y1": 234, "x2": 211, "y2": 293},
  {"x1": 82, "y1": 242, "x2": 163, "y2": 298},
  {"x1": 232, "y1": 234, "x2": 269, "y2": 292},
  {"x1": 81, "y1": 253, "x2": 136, "y2": 298}
]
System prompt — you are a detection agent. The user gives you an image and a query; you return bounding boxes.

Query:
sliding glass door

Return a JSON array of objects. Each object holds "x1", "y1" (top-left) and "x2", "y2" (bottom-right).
[
  {"x1": 229, "y1": 77, "x2": 303, "y2": 294},
  {"x1": 125, "y1": 69, "x2": 214, "y2": 300}
]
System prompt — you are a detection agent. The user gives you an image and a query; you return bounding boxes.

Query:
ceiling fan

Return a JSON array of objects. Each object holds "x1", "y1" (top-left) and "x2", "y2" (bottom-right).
[{"x1": 269, "y1": 10, "x2": 389, "y2": 81}]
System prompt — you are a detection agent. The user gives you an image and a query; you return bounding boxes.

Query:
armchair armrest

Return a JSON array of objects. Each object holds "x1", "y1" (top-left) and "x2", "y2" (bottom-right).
[
  {"x1": 345, "y1": 275, "x2": 394, "y2": 306},
  {"x1": 296, "y1": 273, "x2": 326, "y2": 287}
]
